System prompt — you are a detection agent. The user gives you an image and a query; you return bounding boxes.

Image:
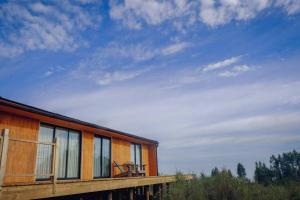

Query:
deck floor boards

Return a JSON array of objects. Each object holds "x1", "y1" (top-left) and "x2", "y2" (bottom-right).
[{"x1": 0, "y1": 175, "x2": 192, "y2": 200}]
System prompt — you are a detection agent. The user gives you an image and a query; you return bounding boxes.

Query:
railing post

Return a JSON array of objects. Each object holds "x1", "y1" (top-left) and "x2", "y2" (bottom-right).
[
  {"x1": 52, "y1": 138, "x2": 58, "y2": 194},
  {"x1": 0, "y1": 129, "x2": 9, "y2": 190}
]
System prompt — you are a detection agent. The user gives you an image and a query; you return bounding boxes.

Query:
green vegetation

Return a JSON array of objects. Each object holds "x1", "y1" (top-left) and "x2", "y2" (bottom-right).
[{"x1": 163, "y1": 150, "x2": 300, "y2": 200}]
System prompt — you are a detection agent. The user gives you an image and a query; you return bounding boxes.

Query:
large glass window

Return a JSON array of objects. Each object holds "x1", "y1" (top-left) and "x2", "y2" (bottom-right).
[
  {"x1": 131, "y1": 143, "x2": 142, "y2": 169},
  {"x1": 94, "y1": 136, "x2": 111, "y2": 178},
  {"x1": 36, "y1": 124, "x2": 81, "y2": 180},
  {"x1": 36, "y1": 125, "x2": 54, "y2": 180}
]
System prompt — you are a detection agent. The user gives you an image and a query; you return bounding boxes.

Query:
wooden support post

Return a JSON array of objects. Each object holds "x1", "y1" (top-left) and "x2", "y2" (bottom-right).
[
  {"x1": 97, "y1": 192, "x2": 103, "y2": 200},
  {"x1": 129, "y1": 188, "x2": 134, "y2": 200},
  {"x1": 108, "y1": 191, "x2": 113, "y2": 200},
  {"x1": 162, "y1": 183, "x2": 167, "y2": 199},
  {"x1": 158, "y1": 184, "x2": 162, "y2": 200},
  {"x1": 145, "y1": 186, "x2": 150, "y2": 200},
  {"x1": 0, "y1": 129, "x2": 9, "y2": 190},
  {"x1": 153, "y1": 184, "x2": 161, "y2": 200},
  {"x1": 118, "y1": 191, "x2": 122, "y2": 200}
]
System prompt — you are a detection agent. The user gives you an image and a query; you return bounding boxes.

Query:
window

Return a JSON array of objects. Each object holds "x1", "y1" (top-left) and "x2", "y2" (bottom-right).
[
  {"x1": 36, "y1": 125, "x2": 54, "y2": 180},
  {"x1": 131, "y1": 143, "x2": 142, "y2": 169},
  {"x1": 36, "y1": 124, "x2": 81, "y2": 180},
  {"x1": 94, "y1": 136, "x2": 111, "y2": 178}
]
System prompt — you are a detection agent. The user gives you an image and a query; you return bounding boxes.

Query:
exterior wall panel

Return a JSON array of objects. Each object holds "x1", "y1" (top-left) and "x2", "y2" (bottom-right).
[
  {"x1": 148, "y1": 144, "x2": 158, "y2": 176},
  {"x1": 0, "y1": 105, "x2": 158, "y2": 186},
  {"x1": 81, "y1": 131, "x2": 94, "y2": 180},
  {"x1": 0, "y1": 112, "x2": 39, "y2": 184},
  {"x1": 111, "y1": 137, "x2": 130, "y2": 176}
]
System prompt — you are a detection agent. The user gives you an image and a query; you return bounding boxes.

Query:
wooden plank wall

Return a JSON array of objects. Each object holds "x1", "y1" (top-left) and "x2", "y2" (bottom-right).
[
  {"x1": 111, "y1": 138, "x2": 131, "y2": 176},
  {"x1": 0, "y1": 111, "x2": 158, "y2": 185},
  {"x1": 148, "y1": 144, "x2": 158, "y2": 176},
  {"x1": 0, "y1": 112, "x2": 39, "y2": 184},
  {"x1": 111, "y1": 138, "x2": 152, "y2": 176},
  {"x1": 81, "y1": 131, "x2": 94, "y2": 180}
]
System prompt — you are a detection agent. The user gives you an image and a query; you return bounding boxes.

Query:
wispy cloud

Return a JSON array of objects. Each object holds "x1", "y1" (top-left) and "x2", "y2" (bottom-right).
[
  {"x1": 0, "y1": 1, "x2": 101, "y2": 57},
  {"x1": 275, "y1": 0, "x2": 300, "y2": 15},
  {"x1": 70, "y1": 41, "x2": 190, "y2": 85},
  {"x1": 109, "y1": 0, "x2": 197, "y2": 30},
  {"x1": 42, "y1": 66, "x2": 66, "y2": 78},
  {"x1": 94, "y1": 69, "x2": 150, "y2": 86},
  {"x1": 109, "y1": 0, "x2": 300, "y2": 29},
  {"x1": 218, "y1": 64, "x2": 253, "y2": 77},
  {"x1": 39, "y1": 79, "x2": 300, "y2": 141},
  {"x1": 199, "y1": 0, "x2": 270, "y2": 27},
  {"x1": 202, "y1": 56, "x2": 241, "y2": 72},
  {"x1": 161, "y1": 42, "x2": 190, "y2": 56}
]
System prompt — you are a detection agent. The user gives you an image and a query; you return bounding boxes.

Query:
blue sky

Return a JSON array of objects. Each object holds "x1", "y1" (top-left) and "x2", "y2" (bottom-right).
[{"x1": 1, "y1": 0, "x2": 300, "y2": 178}]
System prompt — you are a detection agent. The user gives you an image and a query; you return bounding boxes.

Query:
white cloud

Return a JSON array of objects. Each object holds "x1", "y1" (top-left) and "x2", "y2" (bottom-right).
[
  {"x1": 95, "y1": 69, "x2": 149, "y2": 86},
  {"x1": 35, "y1": 74, "x2": 300, "y2": 174},
  {"x1": 199, "y1": 0, "x2": 271, "y2": 26},
  {"x1": 275, "y1": 0, "x2": 300, "y2": 15},
  {"x1": 109, "y1": 0, "x2": 300, "y2": 29},
  {"x1": 218, "y1": 64, "x2": 253, "y2": 77},
  {"x1": 232, "y1": 65, "x2": 251, "y2": 72},
  {"x1": 166, "y1": 134, "x2": 300, "y2": 149},
  {"x1": 218, "y1": 70, "x2": 237, "y2": 77},
  {"x1": 161, "y1": 42, "x2": 190, "y2": 56},
  {"x1": 39, "y1": 80, "x2": 300, "y2": 141},
  {"x1": 70, "y1": 41, "x2": 190, "y2": 85},
  {"x1": 109, "y1": 0, "x2": 197, "y2": 29},
  {"x1": 42, "y1": 66, "x2": 66, "y2": 78},
  {"x1": 0, "y1": 1, "x2": 101, "y2": 57},
  {"x1": 202, "y1": 56, "x2": 241, "y2": 72}
]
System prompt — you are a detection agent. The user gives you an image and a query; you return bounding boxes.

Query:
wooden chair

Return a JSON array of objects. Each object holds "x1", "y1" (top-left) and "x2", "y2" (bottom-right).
[
  {"x1": 113, "y1": 161, "x2": 129, "y2": 177},
  {"x1": 135, "y1": 164, "x2": 146, "y2": 176}
]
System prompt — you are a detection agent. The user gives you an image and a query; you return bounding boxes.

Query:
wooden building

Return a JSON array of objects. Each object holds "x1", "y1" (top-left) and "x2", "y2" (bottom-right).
[{"x1": 0, "y1": 97, "x2": 190, "y2": 200}]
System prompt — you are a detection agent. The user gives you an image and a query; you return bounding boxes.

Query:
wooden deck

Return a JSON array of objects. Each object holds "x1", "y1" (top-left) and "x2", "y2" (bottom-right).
[{"x1": 0, "y1": 175, "x2": 192, "y2": 200}]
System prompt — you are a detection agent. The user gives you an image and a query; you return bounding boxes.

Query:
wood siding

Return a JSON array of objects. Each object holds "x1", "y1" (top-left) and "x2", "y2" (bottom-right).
[
  {"x1": 0, "y1": 110, "x2": 158, "y2": 186},
  {"x1": 81, "y1": 131, "x2": 94, "y2": 180},
  {"x1": 111, "y1": 138, "x2": 130, "y2": 176},
  {"x1": 0, "y1": 112, "x2": 39, "y2": 184},
  {"x1": 148, "y1": 144, "x2": 158, "y2": 176}
]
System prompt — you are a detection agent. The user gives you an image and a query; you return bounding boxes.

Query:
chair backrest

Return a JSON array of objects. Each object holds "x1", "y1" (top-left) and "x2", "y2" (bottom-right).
[{"x1": 114, "y1": 161, "x2": 125, "y2": 173}]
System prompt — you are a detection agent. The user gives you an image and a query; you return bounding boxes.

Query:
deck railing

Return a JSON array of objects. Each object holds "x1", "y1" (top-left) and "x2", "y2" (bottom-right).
[{"x1": 0, "y1": 129, "x2": 58, "y2": 193}]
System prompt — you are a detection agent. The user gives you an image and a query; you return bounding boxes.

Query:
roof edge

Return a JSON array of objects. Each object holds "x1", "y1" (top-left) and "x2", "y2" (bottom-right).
[{"x1": 0, "y1": 96, "x2": 159, "y2": 145}]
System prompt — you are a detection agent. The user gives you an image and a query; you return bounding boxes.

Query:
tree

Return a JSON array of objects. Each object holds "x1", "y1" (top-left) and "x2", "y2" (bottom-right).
[
  {"x1": 254, "y1": 150, "x2": 300, "y2": 185},
  {"x1": 237, "y1": 163, "x2": 246, "y2": 179},
  {"x1": 254, "y1": 161, "x2": 273, "y2": 185},
  {"x1": 269, "y1": 150, "x2": 300, "y2": 183},
  {"x1": 211, "y1": 167, "x2": 219, "y2": 176}
]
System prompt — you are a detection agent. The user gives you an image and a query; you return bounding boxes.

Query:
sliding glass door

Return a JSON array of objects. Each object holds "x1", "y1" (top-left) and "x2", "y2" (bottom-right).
[
  {"x1": 36, "y1": 124, "x2": 81, "y2": 180},
  {"x1": 94, "y1": 136, "x2": 111, "y2": 178},
  {"x1": 131, "y1": 143, "x2": 142, "y2": 169},
  {"x1": 36, "y1": 125, "x2": 54, "y2": 180}
]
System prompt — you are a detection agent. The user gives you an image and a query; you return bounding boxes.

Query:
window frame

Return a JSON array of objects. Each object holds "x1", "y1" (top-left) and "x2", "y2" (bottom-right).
[
  {"x1": 36, "y1": 123, "x2": 82, "y2": 181},
  {"x1": 93, "y1": 135, "x2": 112, "y2": 179},
  {"x1": 131, "y1": 143, "x2": 142, "y2": 169}
]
